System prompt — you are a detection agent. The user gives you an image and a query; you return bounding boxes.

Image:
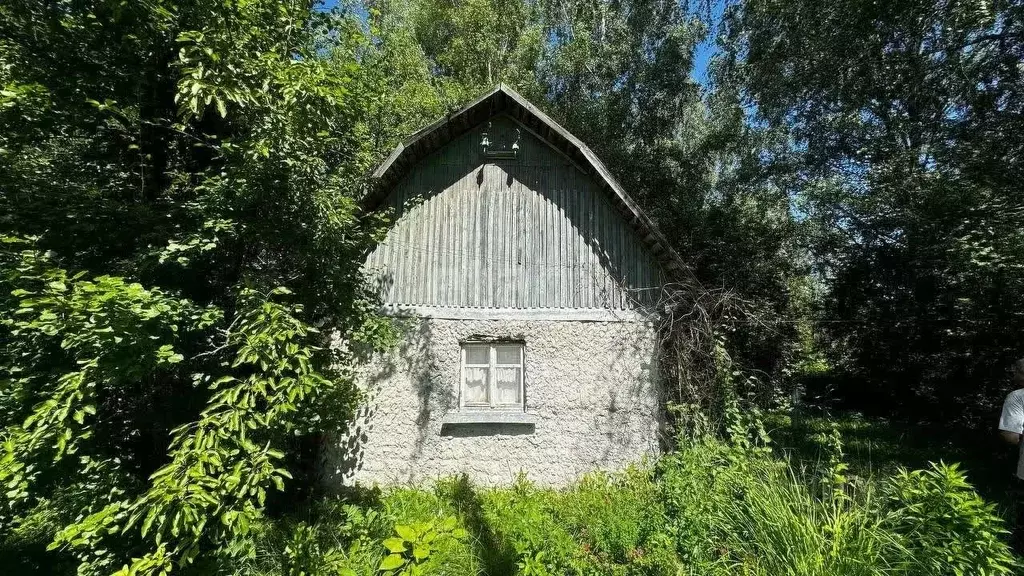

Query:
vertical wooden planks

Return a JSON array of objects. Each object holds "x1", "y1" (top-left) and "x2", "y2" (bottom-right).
[
  {"x1": 540, "y1": 168, "x2": 549, "y2": 308},
  {"x1": 506, "y1": 169, "x2": 514, "y2": 308},
  {"x1": 591, "y1": 182, "x2": 599, "y2": 308},
  {"x1": 458, "y1": 170, "x2": 469, "y2": 307},
  {"x1": 480, "y1": 164, "x2": 490, "y2": 309},
  {"x1": 470, "y1": 167, "x2": 480, "y2": 308},
  {"x1": 527, "y1": 175, "x2": 536, "y2": 308},
  {"x1": 408, "y1": 171, "x2": 421, "y2": 305},
  {"x1": 514, "y1": 169, "x2": 523, "y2": 309},
  {"x1": 423, "y1": 159, "x2": 435, "y2": 306},
  {"x1": 571, "y1": 169, "x2": 582, "y2": 309},
  {"x1": 596, "y1": 195, "x2": 603, "y2": 307},
  {"x1": 443, "y1": 162, "x2": 453, "y2": 307},
  {"x1": 490, "y1": 165, "x2": 498, "y2": 305},
  {"x1": 393, "y1": 180, "x2": 407, "y2": 304},
  {"x1": 556, "y1": 167, "x2": 564, "y2": 308},
  {"x1": 361, "y1": 115, "x2": 667, "y2": 312}
]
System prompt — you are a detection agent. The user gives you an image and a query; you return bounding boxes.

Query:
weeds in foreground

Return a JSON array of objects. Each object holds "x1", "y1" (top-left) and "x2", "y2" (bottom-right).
[
  {"x1": 3, "y1": 426, "x2": 1016, "y2": 575},
  {"x1": 223, "y1": 431, "x2": 1018, "y2": 576}
]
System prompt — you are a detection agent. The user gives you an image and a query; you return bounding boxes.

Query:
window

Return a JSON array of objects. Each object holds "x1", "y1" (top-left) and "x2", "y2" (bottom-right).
[{"x1": 460, "y1": 342, "x2": 524, "y2": 410}]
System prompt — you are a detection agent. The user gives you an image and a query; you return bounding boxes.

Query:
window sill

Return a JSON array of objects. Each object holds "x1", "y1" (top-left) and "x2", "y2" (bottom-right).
[{"x1": 440, "y1": 411, "x2": 538, "y2": 426}]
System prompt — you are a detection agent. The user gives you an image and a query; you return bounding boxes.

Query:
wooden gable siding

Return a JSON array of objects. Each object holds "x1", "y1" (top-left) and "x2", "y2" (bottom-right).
[{"x1": 364, "y1": 115, "x2": 665, "y2": 311}]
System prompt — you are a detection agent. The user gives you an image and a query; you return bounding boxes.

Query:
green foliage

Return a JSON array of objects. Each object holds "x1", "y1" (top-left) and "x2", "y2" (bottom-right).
[
  {"x1": 715, "y1": 463, "x2": 900, "y2": 575},
  {"x1": 281, "y1": 523, "x2": 332, "y2": 576},
  {"x1": 719, "y1": 0, "x2": 1024, "y2": 423},
  {"x1": 0, "y1": 238, "x2": 216, "y2": 527},
  {"x1": 232, "y1": 434, "x2": 1017, "y2": 576},
  {"x1": 377, "y1": 517, "x2": 468, "y2": 576},
  {"x1": 4, "y1": 0, "x2": 1023, "y2": 572},
  {"x1": 235, "y1": 500, "x2": 389, "y2": 576},
  {"x1": 0, "y1": 0, "x2": 395, "y2": 572},
  {"x1": 232, "y1": 492, "x2": 478, "y2": 576},
  {"x1": 108, "y1": 287, "x2": 361, "y2": 572},
  {"x1": 883, "y1": 463, "x2": 1017, "y2": 575},
  {"x1": 407, "y1": 0, "x2": 544, "y2": 97},
  {"x1": 812, "y1": 423, "x2": 851, "y2": 501},
  {"x1": 660, "y1": 435, "x2": 1019, "y2": 575},
  {"x1": 477, "y1": 474, "x2": 580, "y2": 575},
  {"x1": 259, "y1": 505, "x2": 472, "y2": 576},
  {"x1": 556, "y1": 468, "x2": 666, "y2": 569},
  {"x1": 379, "y1": 488, "x2": 481, "y2": 575}
]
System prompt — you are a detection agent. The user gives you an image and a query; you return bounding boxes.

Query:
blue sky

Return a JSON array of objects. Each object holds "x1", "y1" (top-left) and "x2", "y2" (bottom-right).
[
  {"x1": 316, "y1": 0, "x2": 720, "y2": 87},
  {"x1": 692, "y1": 34, "x2": 716, "y2": 87},
  {"x1": 692, "y1": 0, "x2": 726, "y2": 87}
]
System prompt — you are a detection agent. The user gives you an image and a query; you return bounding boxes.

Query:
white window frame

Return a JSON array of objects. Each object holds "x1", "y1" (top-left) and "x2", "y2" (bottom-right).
[{"x1": 459, "y1": 342, "x2": 525, "y2": 411}]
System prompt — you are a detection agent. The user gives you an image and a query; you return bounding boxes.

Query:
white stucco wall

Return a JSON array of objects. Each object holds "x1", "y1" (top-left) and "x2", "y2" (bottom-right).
[{"x1": 322, "y1": 317, "x2": 663, "y2": 487}]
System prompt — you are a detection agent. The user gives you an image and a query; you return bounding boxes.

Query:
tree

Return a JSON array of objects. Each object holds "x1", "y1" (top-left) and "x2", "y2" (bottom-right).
[
  {"x1": 0, "y1": 1, "x2": 397, "y2": 573},
  {"x1": 719, "y1": 0, "x2": 1024, "y2": 424}
]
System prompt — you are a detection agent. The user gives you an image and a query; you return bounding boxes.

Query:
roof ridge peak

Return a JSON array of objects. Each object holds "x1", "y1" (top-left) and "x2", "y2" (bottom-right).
[{"x1": 365, "y1": 86, "x2": 688, "y2": 276}]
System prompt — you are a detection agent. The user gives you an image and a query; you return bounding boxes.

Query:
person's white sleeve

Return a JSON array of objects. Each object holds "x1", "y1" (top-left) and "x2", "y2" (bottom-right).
[{"x1": 998, "y1": 392, "x2": 1024, "y2": 433}]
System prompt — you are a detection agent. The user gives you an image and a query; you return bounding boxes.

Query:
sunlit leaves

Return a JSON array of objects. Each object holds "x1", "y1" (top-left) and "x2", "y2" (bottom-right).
[
  {"x1": 116, "y1": 287, "x2": 356, "y2": 573},
  {"x1": 0, "y1": 0, "x2": 393, "y2": 573},
  {"x1": 0, "y1": 239, "x2": 217, "y2": 542}
]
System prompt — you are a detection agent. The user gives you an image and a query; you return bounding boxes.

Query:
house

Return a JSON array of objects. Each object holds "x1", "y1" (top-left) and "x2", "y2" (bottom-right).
[{"x1": 325, "y1": 85, "x2": 685, "y2": 487}]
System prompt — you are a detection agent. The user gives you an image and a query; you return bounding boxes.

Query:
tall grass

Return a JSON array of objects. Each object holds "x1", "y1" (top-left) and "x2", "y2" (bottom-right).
[
  {"x1": 658, "y1": 435, "x2": 1017, "y2": 576},
  {"x1": 188, "y1": 435, "x2": 1020, "y2": 576},
  {"x1": 3, "y1": 416, "x2": 1015, "y2": 575},
  {"x1": 715, "y1": 467, "x2": 906, "y2": 575}
]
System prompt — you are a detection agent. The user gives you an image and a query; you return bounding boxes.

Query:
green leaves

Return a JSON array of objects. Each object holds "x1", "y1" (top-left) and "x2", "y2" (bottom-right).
[
  {"x1": 378, "y1": 554, "x2": 404, "y2": 571},
  {"x1": 112, "y1": 286, "x2": 360, "y2": 571},
  {"x1": 0, "y1": 241, "x2": 213, "y2": 520},
  {"x1": 375, "y1": 517, "x2": 467, "y2": 575},
  {"x1": 393, "y1": 525, "x2": 416, "y2": 542},
  {"x1": 154, "y1": 218, "x2": 237, "y2": 267},
  {"x1": 382, "y1": 537, "x2": 406, "y2": 554},
  {"x1": 1, "y1": 0, "x2": 393, "y2": 572},
  {"x1": 883, "y1": 462, "x2": 1018, "y2": 575},
  {"x1": 721, "y1": 0, "x2": 1024, "y2": 425}
]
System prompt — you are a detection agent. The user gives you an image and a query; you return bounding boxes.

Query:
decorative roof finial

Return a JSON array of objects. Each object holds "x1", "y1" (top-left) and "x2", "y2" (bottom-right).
[{"x1": 480, "y1": 122, "x2": 492, "y2": 154}]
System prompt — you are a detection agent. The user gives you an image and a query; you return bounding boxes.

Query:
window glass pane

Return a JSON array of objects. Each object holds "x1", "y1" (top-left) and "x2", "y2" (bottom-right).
[
  {"x1": 464, "y1": 367, "x2": 488, "y2": 404},
  {"x1": 464, "y1": 345, "x2": 488, "y2": 365},
  {"x1": 494, "y1": 367, "x2": 522, "y2": 405},
  {"x1": 495, "y1": 345, "x2": 522, "y2": 365}
]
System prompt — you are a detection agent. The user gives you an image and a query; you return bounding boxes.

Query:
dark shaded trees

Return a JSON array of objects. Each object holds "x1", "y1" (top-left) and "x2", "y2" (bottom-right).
[{"x1": 720, "y1": 0, "x2": 1024, "y2": 424}]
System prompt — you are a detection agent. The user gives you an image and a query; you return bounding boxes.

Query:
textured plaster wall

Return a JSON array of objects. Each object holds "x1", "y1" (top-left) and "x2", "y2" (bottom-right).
[{"x1": 323, "y1": 317, "x2": 662, "y2": 487}]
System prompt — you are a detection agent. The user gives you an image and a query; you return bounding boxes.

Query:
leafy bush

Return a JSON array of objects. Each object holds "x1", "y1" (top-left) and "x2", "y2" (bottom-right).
[
  {"x1": 378, "y1": 517, "x2": 468, "y2": 575},
  {"x1": 883, "y1": 463, "x2": 1017, "y2": 575},
  {"x1": 716, "y1": 465, "x2": 904, "y2": 576},
  {"x1": 479, "y1": 474, "x2": 581, "y2": 575},
  {"x1": 236, "y1": 500, "x2": 387, "y2": 576},
  {"x1": 554, "y1": 467, "x2": 670, "y2": 572},
  {"x1": 236, "y1": 493, "x2": 475, "y2": 576},
  {"x1": 656, "y1": 431, "x2": 1021, "y2": 576},
  {"x1": 657, "y1": 438, "x2": 753, "y2": 573},
  {"x1": 678, "y1": 437, "x2": 1020, "y2": 576},
  {"x1": 10, "y1": 413, "x2": 1016, "y2": 576},
  {"x1": 0, "y1": 1, "x2": 403, "y2": 571},
  {"x1": 373, "y1": 489, "x2": 479, "y2": 575}
]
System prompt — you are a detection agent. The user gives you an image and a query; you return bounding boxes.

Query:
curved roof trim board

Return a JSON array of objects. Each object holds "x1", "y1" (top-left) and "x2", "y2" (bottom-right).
[{"x1": 364, "y1": 84, "x2": 687, "y2": 275}]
